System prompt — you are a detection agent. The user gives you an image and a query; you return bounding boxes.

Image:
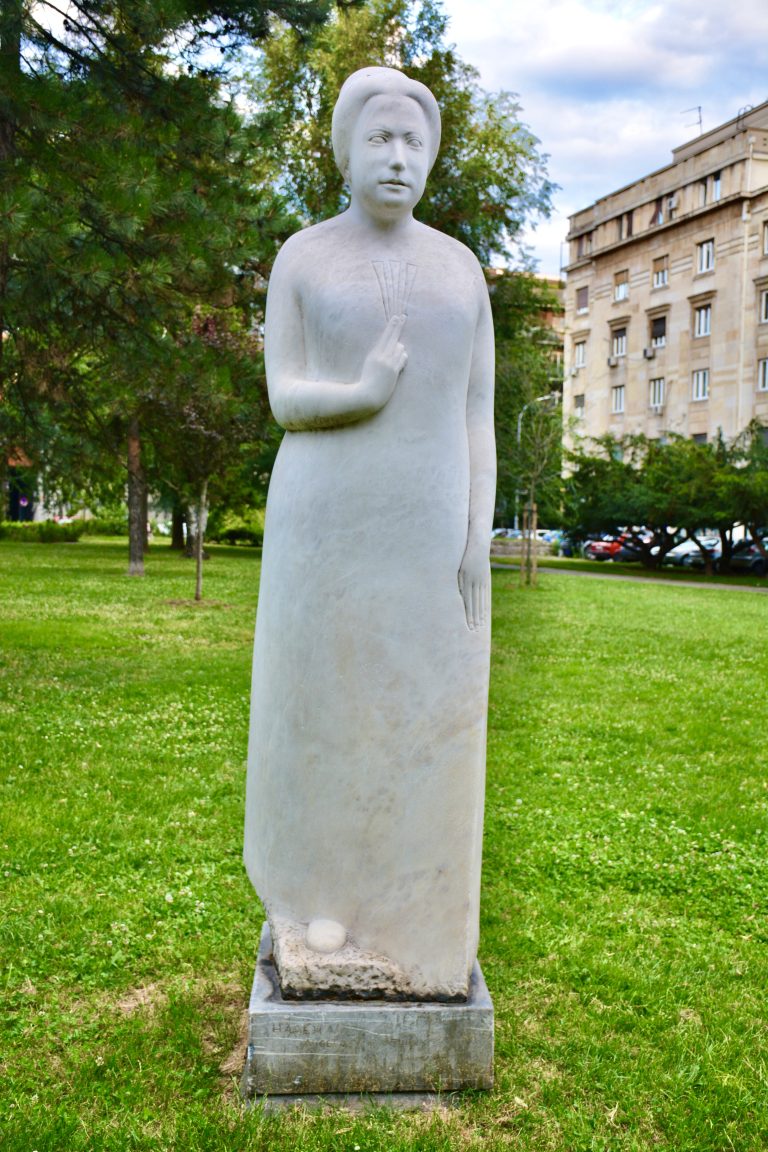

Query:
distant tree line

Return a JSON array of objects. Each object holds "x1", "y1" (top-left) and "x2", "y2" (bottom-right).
[{"x1": 563, "y1": 424, "x2": 768, "y2": 571}]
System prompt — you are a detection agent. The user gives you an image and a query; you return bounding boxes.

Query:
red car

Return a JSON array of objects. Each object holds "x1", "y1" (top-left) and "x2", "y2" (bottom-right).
[{"x1": 583, "y1": 536, "x2": 623, "y2": 560}]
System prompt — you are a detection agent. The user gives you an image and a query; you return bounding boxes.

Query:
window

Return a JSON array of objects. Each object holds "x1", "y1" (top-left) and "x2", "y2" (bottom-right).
[
  {"x1": 760, "y1": 289, "x2": 768, "y2": 323},
  {"x1": 574, "y1": 393, "x2": 585, "y2": 417},
  {"x1": 651, "y1": 316, "x2": 667, "y2": 348},
  {"x1": 612, "y1": 328, "x2": 627, "y2": 358},
  {"x1": 698, "y1": 179, "x2": 707, "y2": 207},
  {"x1": 712, "y1": 171, "x2": 721, "y2": 202},
  {"x1": 694, "y1": 304, "x2": 711, "y2": 337},
  {"x1": 692, "y1": 368, "x2": 709, "y2": 401},
  {"x1": 650, "y1": 198, "x2": 664, "y2": 226},
  {"x1": 649, "y1": 377, "x2": 665, "y2": 409},
  {"x1": 692, "y1": 433, "x2": 708, "y2": 445},
  {"x1": 576, "y1": 232, "x2": 593, "y2": 259},
  {"x1": 576, "y1": 286, "x2": 589, "y2": 314},
  {"x1": 764, "y1": 221, "x2": 768, "y2": 256},
  {"x1": 697, "y1": 239, "x2": 715, "y2": 273},
  {"x1": 574, "y1": 340, "x2": 586, "y2": 369},
  {"x1": 616, "y1": 212, "x2": 634, "y2": 241},
  {"x1": 614, "y1": 270, "x2": 629, "y2": 301},
  {"x1": 758, "y1": 359, "x2": 768, "y2": 392},
  {"x1": 611, "y1": 385, "x2": 625, "y2": 414},
  {"x1": 652, "y1": 255, "x2": 669, "y2": 288}
]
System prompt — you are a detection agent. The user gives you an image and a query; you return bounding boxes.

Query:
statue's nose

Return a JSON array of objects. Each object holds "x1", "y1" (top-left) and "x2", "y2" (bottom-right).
[{"x1": 389, "y1": 141, "x2": 406, "y2": 169}]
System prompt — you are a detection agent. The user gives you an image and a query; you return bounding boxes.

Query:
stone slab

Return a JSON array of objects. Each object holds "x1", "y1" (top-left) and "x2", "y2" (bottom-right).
[{"x1": 240, "y1": 924, "x2": 494, "y2": 1101}]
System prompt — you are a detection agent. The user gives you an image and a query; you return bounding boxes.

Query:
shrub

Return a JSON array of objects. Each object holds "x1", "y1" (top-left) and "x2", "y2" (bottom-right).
[
  {"x1": 0, "y1": 520, "x2": 86, "y2": 543},
  {"x1": 207, "y1": 508, "x2": 264, "y2": 547},
  {"x1": 80, "y1": 516, "x2": 129, "y2": 537}
]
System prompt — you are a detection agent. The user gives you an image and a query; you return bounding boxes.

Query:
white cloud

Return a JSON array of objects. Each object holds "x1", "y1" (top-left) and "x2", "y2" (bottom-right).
[{"x1": 440, "y1": 0, "x2": 768, "y2": 274}]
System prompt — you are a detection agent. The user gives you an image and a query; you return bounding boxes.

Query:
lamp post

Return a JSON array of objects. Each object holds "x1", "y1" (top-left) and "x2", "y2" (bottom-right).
[{"x1": 514, "y1": 391, "x2": 560, "y2": 531}]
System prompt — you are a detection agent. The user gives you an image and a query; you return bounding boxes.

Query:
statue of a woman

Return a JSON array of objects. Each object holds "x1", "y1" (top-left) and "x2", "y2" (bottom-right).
[{"x1": 244, "y1": 67, "x2": 495, "y2": 1002}]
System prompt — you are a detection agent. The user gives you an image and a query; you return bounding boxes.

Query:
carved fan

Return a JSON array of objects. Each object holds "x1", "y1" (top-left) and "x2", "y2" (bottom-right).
[{"x1": 372, "y1": 260, "x2": 417, "y2": 319}]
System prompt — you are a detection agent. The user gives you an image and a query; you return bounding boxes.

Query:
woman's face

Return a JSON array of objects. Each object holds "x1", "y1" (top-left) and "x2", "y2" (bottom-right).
[{"x1": 347, "y1": 93, "x2": 431, "y2": 223}]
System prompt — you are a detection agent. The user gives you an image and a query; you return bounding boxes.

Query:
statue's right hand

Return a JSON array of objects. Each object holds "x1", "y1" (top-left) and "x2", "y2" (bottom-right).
[{"x1": 359, "y1": 314, "x2": 408, "y2": 411}]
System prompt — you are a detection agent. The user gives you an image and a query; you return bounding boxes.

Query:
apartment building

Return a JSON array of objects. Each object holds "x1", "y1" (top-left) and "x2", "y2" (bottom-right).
[{"x1": 563, "y1": 101, "x2": 768, "y2": 447}]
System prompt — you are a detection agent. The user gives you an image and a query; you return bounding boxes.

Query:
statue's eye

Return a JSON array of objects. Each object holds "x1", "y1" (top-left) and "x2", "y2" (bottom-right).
[
  {"x1": 368, "y1": 132, "x2": 388, "y2": 144},
  {"x1": 406, "y1": 135, "x2": 423, "y2": 149}
]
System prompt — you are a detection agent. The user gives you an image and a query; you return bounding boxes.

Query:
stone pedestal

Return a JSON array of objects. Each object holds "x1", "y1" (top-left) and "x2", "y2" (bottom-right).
[{"x1": 241, "y1": 924, "x2": 494, "y2": 1106}]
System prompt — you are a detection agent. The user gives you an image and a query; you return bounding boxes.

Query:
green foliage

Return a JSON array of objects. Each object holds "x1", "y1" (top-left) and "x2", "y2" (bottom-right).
[
  {"x1": 564, "y1": 428, "x2": 768, "y2": 566},
  {"x1": 490, "y1": 272, "x2": 563, "y2": 524},
  {"x1": 1, "y1": 1, "x2": 342, "y2": 571},
  {"x1": 3, "y1": 0, "x2": 560, "y2": 562},
  {"x1": 0, "y1": 519, "x2": 85, "y2": 542},
  {"x1": 720, "y1": 420, "x2": 768, "y2": 546},
  {"x1": 207, "y1": 506, "x2": 265, "y2": 546},
  {"x1": 2, "y1": 542, "x2": 768, "y2": 1149},
  {"x1": 80, "y1": 514, "x2": 130, "y2": 536},
  {"x1": 247, "y1": 0, "x2": 554, "y2": 266}
]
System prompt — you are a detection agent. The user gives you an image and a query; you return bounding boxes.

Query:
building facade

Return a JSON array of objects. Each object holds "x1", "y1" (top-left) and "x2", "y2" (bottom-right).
[{"x1": 563, "y1": 102, "x2": 768, "y2": 448}]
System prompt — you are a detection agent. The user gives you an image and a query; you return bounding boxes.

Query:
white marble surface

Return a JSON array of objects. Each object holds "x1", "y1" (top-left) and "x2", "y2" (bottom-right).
[{"x1": 244, "y1": 68, "x2": 496, "y2": 1001}]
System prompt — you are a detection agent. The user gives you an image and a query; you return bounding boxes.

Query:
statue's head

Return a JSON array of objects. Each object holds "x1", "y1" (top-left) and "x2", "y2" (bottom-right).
[{"x1": 332, "y1": 67, "x2": 441, "y2": 222}]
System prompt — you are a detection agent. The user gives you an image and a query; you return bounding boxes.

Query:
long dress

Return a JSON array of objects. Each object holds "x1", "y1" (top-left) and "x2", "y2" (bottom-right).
[{"x1": 244, "y1": 219, "x2": 492, "y2": 1001}]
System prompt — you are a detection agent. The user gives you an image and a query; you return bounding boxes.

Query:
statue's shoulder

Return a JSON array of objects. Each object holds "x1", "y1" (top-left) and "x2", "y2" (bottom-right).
[
  {"x1": 414, "y1": 222, "x2": 485, "y2": 278},
  {"x1": 274, "y1": 217, "x2": 344, "y2": 269}
]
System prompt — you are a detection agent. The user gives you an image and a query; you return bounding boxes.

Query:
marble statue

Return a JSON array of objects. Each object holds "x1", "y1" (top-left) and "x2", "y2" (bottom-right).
[{"x1": 244, "y1": 66, "x2": 496, "y2": 1003}]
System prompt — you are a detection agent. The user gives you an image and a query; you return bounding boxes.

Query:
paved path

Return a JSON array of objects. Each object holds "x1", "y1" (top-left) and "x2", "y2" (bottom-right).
[{"x1": 491, "y1": 562, "x2": 768, "y2": 595}]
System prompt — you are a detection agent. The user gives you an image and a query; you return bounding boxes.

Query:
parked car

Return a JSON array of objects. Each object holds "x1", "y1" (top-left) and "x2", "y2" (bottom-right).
[
  {"x1": 583, "y1": 532, "x2": 647, "y2": 562},
  {"x1": 614, "y1": 532, "x2": 654, "y2": 562},
  {"x1": 615, "y1": 545, "x2": 642, "y2": 562},
  {"x1": 729, "y1": 539, "x2": 768, "y2": 576},
  {"x1": 681, "y1": 542, "x2": 721, "y2": 570},
  {"x1": 583, "y1": 536, "x2": 623, "y2": 561},
  {"x1": 681, "y1": 538, "x2": 768, "y2": 575},
  {"x1": 662, "y1": 536, "x2": 720, "y2": 567}
]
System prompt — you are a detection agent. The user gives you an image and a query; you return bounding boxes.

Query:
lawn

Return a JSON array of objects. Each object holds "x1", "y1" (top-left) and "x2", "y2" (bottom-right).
[{"x1": 1, "y1": 540, "x2": 766, "y2": 1150}]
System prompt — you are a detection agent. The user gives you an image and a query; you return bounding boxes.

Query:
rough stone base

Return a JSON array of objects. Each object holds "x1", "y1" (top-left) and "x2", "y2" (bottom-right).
[
  {"x1": 269, "y1": 913, "x2": 468, "y2": 1002},
  {"x1": 241, "y1": 923, "x2": 494, "y2": 1102}
]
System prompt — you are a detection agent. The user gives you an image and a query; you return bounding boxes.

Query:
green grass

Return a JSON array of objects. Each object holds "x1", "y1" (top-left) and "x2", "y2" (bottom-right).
[{"x1": 1, "y1": 540, "x2": 766, "y2": 1150}]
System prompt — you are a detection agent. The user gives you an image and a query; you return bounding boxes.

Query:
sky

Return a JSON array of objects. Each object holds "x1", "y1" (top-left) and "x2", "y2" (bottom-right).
[{"x1": 439, "y1": 0, "x2": 768, "y2": 277}]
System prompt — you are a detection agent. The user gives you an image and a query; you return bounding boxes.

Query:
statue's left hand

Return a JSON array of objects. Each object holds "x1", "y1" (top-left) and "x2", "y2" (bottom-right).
[{"x1": 458, "y1": 543, "x2": 490, "y2": 631}]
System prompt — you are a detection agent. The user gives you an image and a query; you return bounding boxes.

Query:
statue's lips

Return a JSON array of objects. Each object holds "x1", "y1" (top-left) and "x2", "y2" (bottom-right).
[{"x1": 380, "y1": 179, "x2": 408, "y2": 188}]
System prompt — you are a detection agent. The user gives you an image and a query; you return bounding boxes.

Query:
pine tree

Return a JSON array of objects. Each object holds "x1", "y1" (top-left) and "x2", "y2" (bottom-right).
[{"x1": 0, "y1": 0, "x2": 337, "y2": 573}]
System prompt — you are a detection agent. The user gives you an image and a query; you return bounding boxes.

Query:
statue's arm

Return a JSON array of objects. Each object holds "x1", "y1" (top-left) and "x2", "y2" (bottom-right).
[
  {"x1": 458, "y1": 278, "x2": 496, "y2": 631},
  {"x1": 265, "y1": 249, "x2": 406, "y2": 432}
]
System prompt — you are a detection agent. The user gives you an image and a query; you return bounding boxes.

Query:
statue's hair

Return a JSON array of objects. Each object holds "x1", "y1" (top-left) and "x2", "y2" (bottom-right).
[{"x1": 331, "y1": 66, "x2": 441, "y2": 179}]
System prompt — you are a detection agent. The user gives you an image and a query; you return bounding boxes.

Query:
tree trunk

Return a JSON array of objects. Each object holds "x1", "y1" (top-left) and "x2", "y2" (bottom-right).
[
  {"x1": 142, "y1": 482, "x2": 150, "y2": 552},
  {"x1": 520, "y1": 503, "x2": 530, "y2": 586},
  {"x1": 170, "y1": 501, "x2": 185, "y2": 549},
  {"x1": 717, "y1": 531, "x2": 732, "y2": 575},
  {"x1": 0, "y1": 1, "x2": 22, "y2": 378},
  {"x1": 184, "y1": 506, "x2": 195, "y2": 557},
  {"x1": 127, "y1": 418, "x2": 145, "y2": 576},
  {"x1": 194, "y1": 479, "x2": 208, "y2": 602},
  {"x1": 530, "y1": 500, "x2": 539, "y2": 587}
]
